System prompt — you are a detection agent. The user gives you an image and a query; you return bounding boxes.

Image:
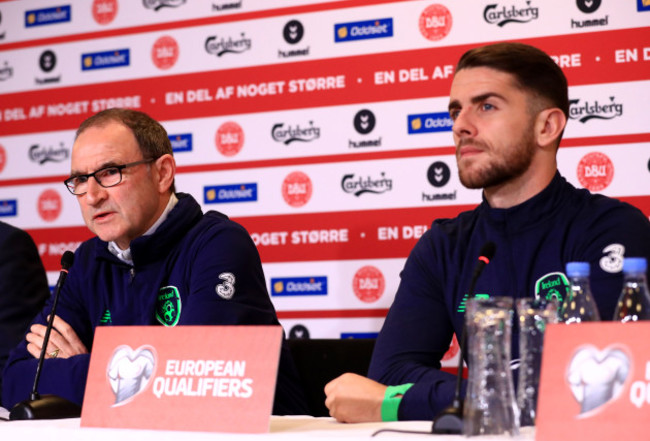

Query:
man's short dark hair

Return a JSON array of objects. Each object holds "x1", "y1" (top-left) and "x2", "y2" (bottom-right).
[
  {"x1": 456, "y1": 42, "x2": 569, "y2": 119},
  {"x1": 76, "y1": 108, "x2": 175, "y2": 192}
]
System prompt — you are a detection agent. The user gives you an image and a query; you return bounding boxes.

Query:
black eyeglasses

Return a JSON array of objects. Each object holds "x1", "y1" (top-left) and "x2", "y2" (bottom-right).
[{"x1": 64, "y1": 158, "x2": 155, "y2": 195}]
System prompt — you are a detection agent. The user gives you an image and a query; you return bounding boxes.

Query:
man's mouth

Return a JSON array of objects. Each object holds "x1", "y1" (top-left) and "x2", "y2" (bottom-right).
[{"x1": 93, "y1": 211, "x2": 114, "y2": 221}]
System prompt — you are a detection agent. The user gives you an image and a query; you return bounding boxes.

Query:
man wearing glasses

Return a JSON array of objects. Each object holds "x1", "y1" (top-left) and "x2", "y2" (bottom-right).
[{"x1": 2, "y1": 108, "x2": 307, "y2": 415}]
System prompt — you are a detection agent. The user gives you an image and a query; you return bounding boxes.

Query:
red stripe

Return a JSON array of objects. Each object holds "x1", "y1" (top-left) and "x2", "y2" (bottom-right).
[
  {"x1": 1, "y1": 28, "x2": 647, "y2": 136},
  {"x1": 277, "y1": 308, "x2": 389, "y2": 319},
  {"x1": 560, "y1": 133, "x2": 650, "y2": 148}
]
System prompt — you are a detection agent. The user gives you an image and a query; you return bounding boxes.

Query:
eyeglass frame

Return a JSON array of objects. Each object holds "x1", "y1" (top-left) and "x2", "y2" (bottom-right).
[{"x1": 63, "y1": 158, "x2": 156, "y2": 195}]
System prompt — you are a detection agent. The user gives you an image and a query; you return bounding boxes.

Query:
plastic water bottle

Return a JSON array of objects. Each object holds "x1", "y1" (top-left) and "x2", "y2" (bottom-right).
[
  {"x1": 560, "y1": 262, "x2": 601, "y2": 324},
  {"x1": 613, "y1": 257, "x2": 650, "y2": 322}
]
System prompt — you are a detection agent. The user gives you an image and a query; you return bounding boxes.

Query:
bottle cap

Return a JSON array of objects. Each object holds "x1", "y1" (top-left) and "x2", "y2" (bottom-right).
[
  {"x1": 623, "y1": 257, "x2": 647, "y2": 273},
  {"x1": 566, "y1": 261, "x2": 590, "y2": 277}
]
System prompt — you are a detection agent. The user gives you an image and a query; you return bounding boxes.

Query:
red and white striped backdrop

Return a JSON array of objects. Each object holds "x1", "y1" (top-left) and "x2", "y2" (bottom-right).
[{"x1": 0, "y1": 1, "x2": 649, "y2": 361}]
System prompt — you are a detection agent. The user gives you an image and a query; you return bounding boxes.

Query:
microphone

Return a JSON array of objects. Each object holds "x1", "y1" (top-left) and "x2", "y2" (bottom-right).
[
  {"x1": 431, "y1": 241, "x2": 496, "y2": 434},
  {"x1": 9, "y1": 250, "x2": 82, "y2": 420}
]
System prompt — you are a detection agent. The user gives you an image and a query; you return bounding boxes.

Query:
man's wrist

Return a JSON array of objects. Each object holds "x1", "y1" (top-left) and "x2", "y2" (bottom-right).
[{"x1": 381, "y1": 383, "x2": 414, "y2": 422}]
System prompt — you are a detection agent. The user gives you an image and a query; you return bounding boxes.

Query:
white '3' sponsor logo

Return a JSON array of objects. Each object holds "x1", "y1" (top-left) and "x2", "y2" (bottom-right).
[
  {"x1": 216, "y1": 272, "x2": 236, "y2": 299},
  {"x1": 600, "y1": 243, "x2": 624, "y2": 273}
]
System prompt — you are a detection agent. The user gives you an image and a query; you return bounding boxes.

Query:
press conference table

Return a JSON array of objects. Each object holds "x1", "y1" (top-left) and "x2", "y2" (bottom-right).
[{"x1": 0, "y1": 413, "x2": 535, "y2": 440}]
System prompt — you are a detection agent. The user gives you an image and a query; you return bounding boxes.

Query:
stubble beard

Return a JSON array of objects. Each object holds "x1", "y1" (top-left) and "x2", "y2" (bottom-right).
[{"x1": 456, "y1": 128, "x2": 536, "y2": 190}]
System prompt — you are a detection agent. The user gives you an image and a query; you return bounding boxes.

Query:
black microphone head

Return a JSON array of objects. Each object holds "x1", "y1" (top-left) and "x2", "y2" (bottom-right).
[
  {"x1": 61, "y1": 251, "x2": 74, "y2": 270},
  {"x1": 479, "y1": 241, "x2": 496, "y2": 261}
]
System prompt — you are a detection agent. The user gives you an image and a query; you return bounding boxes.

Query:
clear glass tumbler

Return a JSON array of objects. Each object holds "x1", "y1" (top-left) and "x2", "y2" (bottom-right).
[
  {"x1": 516, "y1": 298, "x2": 558, "y2": 426},
  {"x1": 462, "y1": 296, "x2": 519, "y2": 437}
]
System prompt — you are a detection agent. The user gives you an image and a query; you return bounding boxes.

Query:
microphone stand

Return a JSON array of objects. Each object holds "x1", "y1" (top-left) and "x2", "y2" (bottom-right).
[
  {"x1": 10, "y1": 251, "x2": 81, "y2": 420},
  {"x1": 431, "y1": 242, "x2": 496, "y2": 434}
]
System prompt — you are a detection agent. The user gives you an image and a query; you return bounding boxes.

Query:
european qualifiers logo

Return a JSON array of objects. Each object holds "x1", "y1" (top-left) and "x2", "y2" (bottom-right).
[
  {"x1": 349, "y1": 109, "x2": 382, "y2": 149},
  {"x1": 169, "y1": 133, "x2": 192, "y2": 153},
  {"x1": 204, "y1": 183, "x2": 258, "y2": 204},
  {"x1": 29, "y1": 142, "x2": 69, "y2": 164},
  {"x1": 143, "y1": 0, "x2": 187, "y2": 12},
  {"x1": 271, "y1": 121, "x2": 320, "y2": 145},
  {"x1": 279, "y1": 20, "x2": 309, "y2": 58},
  {"x1": 205, "y1": 32, "x2": 252, "y2": 57},
  {"x1": 334, "y1": 18, "x2": 393, "y2": 43},
  {"x1": 212, "y1": 0, "x2": 243, "y2": 12},
  {"x1": 423, "y1": 161, "x2": 456, "y2": 202},
  {"x1": 25, "y1": 5, "x2": 72, "y2": 28},
  {"x1": 82, "y1": 49, "x2": 130, "y2": 71},
  {"x1": 341, "y1": 172, "x2": 393, "y2": 197},
  {"x1": 0, "y1": 199, "x2": 17, "y2": 217},
  {"x1": 567, "y1": 346, "x2": 630, "y2": 414},
  {"x1": 572, "y1": 0, "x2": 608, "y2": 28},
  {"x1": 0, "y1": 60, "x2": 13, "y2": 81},
  {"x1": 407, "y1": 112, "x2": 453, "y2": 134},
  {"x1": 483, "y1": 1, "x2": 539, "y2": 27},
  {"x1": 107, "y1": 345, "x2": 156, "y2": 405},
  {"x1": 569, "y1": 97, "x2": 623, "y2": 123},
  {"x1": 270, "y1": 276, "x2": 328, "y2": 296},
  {"x1": 36, "y1": 50, "x2": 61, "y2": 85}
]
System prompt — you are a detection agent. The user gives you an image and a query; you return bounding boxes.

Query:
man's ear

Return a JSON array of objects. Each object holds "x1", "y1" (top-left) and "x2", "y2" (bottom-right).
[
  {"x1": 535, "y1": 107, "x2": 566, "y2": 149},
  {"x1": 154, "y1": 154, "x2": 176, "y2": 193}
]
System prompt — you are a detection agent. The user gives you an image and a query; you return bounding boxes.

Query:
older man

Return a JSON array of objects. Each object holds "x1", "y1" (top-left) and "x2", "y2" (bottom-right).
[{"x1": 2, "y1": 109, "x2": 307, "y2": 415}]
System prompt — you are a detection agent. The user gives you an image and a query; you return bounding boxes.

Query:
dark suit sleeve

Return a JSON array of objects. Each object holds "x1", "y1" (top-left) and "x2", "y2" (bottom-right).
[
  {"x1": 0, "y1": 224, "x2": 50, "y2": 404},
  {"x1": 2, "y1": 245, "x2": 92, "y2": 409},
  {"x1": 368, "y1": 230, "x2": 462, "y2": 421}
]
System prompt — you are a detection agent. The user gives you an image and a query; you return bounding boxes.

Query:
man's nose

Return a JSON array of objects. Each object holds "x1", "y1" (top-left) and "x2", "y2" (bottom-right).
[
  {"x1": 84, "y1": 177, "x2": 107, "y2": 205},
  {"x1": 452, "y1": 109, "x2": 477, "y2": 138}
]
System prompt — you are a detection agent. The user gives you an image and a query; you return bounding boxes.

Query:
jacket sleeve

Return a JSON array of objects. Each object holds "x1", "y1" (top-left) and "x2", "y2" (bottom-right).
[
  {"x1": 177, "y1": 221, "x2": 281, "y2": 326},
  {"x1": 368, "y1": 230, "x2": 464, "y2": 420},
  {"x1": 0, "y1": 226, "x2": 50, "y2": 401},
  {"x1": 572, "y1": 200, "x2": 650, "y2": 320},
  {"x1": 1, "y1": 249, "x2": 93, "y2": 409},
  {"x1": 174, "y1": 220, "x2": 308, "y2": 415}
]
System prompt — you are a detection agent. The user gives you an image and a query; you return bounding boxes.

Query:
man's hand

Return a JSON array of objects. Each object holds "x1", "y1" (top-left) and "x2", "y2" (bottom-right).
[
  {"x1": 324, "y1": 373, "x2": 387, "y2": 423},
  {"x1": 25, "y1": 315, "x2": 88, "y2": 359}
]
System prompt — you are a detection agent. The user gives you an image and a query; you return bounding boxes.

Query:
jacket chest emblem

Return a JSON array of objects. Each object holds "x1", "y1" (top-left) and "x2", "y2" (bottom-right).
[{"x1": 156, "y1": 286, "x2": 182, "y2": 327}]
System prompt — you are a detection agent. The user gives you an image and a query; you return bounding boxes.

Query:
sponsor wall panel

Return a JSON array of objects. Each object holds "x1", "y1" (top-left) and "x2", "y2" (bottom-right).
[
  {"x1": 176, "y1": 155, "x2": 483, "y2": 217},
  {"x1": 1, "y1": 27, "x2": 649, "y2": 136},
  {"x1": 2, "y1": 2, "x2": 648, "y2": 96},
  {"x1": 278, "y1": 317, "x2": 386, "y2": 340},
  {"x1": 0, "y1": 0, "x2": 339, "y2": 45},
  {"x1": 559, "y1": 143, "x2": 650, "y2": 198},
  {"x1": 0, "y1": 1, "x2": 648, "y2": 340},
  {"x1": 264, "y1": 258, "x2": 405, "y2": 312}
]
